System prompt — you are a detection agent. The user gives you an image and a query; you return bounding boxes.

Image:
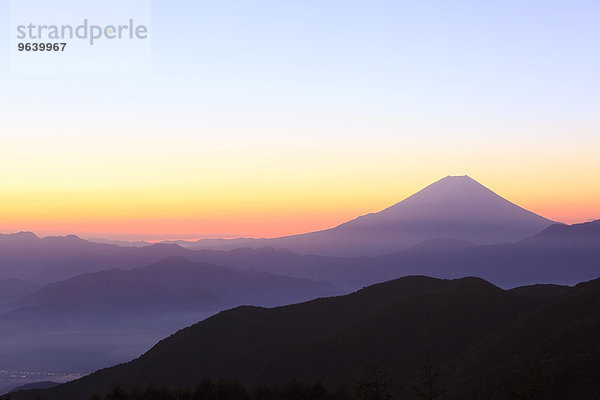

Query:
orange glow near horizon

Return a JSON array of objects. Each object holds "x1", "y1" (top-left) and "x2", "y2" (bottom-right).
[
  {"x1": 0, "y1": 213, "x2": 354, "y2": 241},
  {"x1": 1, "y1": 128, "x2": 598, "y2": 241},
  {"x1": 2, "y1": 1, "x2": 600, "y2": 243},
  {"x1": 0, "y1": 187, "x2": 597, "y2": 241}
]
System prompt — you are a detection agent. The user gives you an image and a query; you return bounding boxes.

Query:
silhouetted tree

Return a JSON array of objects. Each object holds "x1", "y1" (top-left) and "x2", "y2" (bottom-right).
[
  {"x1": 332, "y1": 385, "x2": 350, "y2": 400},
  {"x1": 141, "y1": 384, "x2": 172, "y2": 400},
  {"x1": 310, "y1": 382, "x2": 329, "y2": 400},
  {"x1": 411, "y1": 355, "x2": 444, "y2": 400},
  {"x1": 509, "y1": 364, "x2": 545, "y2": 400},
  {"x1": 354, "y1": 361, "x2": 401, "y2": 400},
  {"x1": 85, "y1": 379, "x2": 349, "y2": 400},
  {"x1": 586, "y1": 387, "x2": 600, "y2": 400},
  {"x1": 194, "y1": 377, "x2": 216, "y2": 400},
  {"x1": 213, "y1": 380, "x2": 249, "y2": 400},
  {"x1": 252, "y1": 384, "x2": 274, "y2": 400},
  {"x1": 106, "y1": 384, "x2": 128, "y2": 400}
]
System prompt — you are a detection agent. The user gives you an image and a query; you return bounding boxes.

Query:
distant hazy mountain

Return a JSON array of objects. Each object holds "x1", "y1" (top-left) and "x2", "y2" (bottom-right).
[
  {"x1": 16, "y1": 275, "x2": 600, "y2": 400},
  {"x1": 31, "y1": 243, "x2": 202, "y2": 284},
  {"x1": 4, "y1": 257, "x2": 341, "y2": 319},
  {"x1": 3, "y1": 219, "x2": 595, "y2": 292},
  {"x1": 521, "y1": 219, "x2": 600, "y2": 247},
  {"x1": 0, "y1": 233, "x2": 203, "y2": 283},
  {"x1": 0, "y1": 279, "x2": 39, "y2": 304},
  {"x1": 183, "y1": 220, "x2": 600, "y2": 290},
  {"x1": 9, "y1": 382, "x2": 59, "y2": 392},
  {"x1": 181, "y1": 176, "x2": 556, "y2": 256},
  {"x1": 0, "y1": 232, "x2": 126, "y2": 281}
]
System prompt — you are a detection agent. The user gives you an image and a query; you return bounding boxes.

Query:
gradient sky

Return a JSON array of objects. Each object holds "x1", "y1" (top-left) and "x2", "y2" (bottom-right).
[{"x1": 1, "y1": 0, "x2": 599, "y2": 240}]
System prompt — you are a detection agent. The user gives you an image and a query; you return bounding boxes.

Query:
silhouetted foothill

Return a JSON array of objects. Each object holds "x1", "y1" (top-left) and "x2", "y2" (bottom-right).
[{"x1": 12, "y1": 275, "x2": 600, "y2": 400}]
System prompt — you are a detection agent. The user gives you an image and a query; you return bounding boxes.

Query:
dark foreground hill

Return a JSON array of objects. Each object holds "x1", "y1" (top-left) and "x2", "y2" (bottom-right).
[{"x1": 12, "y1": 275, "x2": 600, "y2": 400}]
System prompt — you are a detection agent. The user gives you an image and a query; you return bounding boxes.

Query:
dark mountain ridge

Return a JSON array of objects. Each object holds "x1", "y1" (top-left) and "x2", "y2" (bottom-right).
[{"x1": 13, "y1": 275, "x2": 600, "y2": 400}]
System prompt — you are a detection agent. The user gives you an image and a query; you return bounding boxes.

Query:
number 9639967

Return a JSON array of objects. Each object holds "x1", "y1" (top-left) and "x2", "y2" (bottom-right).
[{"x1": 18, "y1": 42, "x2": 67, "y2": 51}]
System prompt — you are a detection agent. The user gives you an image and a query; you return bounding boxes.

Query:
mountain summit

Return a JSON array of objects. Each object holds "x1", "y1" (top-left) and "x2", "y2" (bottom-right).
[
  {"x1": 255, "y1": 175, "x2": 555, "y2": 256},
  {"x1": 403, "y1": 175, "x2": 511, "y2": 203},
  {"x1": 343, "y1": 175, "x2": 553, "y2": 237}
]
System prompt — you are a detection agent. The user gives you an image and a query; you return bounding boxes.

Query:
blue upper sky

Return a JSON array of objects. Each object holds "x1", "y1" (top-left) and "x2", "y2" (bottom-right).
[{"x1": 1, "y1": 0, "x2": 598, "y2": 133}]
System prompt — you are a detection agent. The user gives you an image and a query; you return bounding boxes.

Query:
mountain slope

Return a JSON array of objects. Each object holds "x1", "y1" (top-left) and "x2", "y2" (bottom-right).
[{"x1": 446, "y1": 278, "x2": 600, "y2": 399}]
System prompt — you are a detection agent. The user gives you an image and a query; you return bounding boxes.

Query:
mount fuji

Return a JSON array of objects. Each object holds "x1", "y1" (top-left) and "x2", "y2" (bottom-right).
[{"x1": 184, "y1": 175, "x2": 556, "y2": 256}]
